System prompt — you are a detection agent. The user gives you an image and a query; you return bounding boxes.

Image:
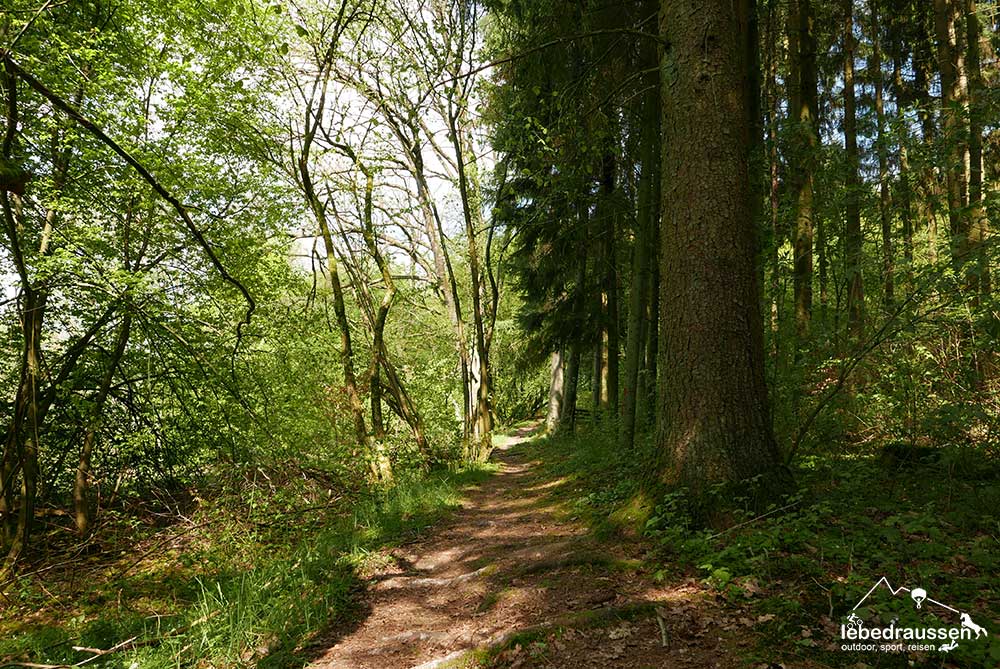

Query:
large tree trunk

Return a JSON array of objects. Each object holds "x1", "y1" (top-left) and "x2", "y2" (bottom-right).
[
  {"x1": 844, "y1": 0, "x2": 866, "y2": 341},
  {"x1": 658, "y1": 0, "x2": 792, "y2": 513}
]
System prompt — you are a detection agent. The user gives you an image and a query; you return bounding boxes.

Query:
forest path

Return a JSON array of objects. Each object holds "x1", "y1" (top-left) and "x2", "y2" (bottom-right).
[{"x1": 306, "y1": 423, "x2": 738, "y2": 669}]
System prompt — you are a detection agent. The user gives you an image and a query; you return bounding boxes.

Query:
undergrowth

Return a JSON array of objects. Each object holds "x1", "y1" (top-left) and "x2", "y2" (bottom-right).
[
  {"x1": 533, "y1": 423, "x2": 1000, "y2": 668},
  {"x1": 0, "y1": 462, "x2": 497, "y2": 668}
]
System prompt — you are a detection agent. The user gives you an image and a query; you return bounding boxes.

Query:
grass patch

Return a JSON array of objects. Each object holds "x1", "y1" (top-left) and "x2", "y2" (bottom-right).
[
  {"x1": 530, "y1": 425, "x2": 1000, "y2": 667},
  {"x1": 0, "y1": 462, "x2": 498, "y2": 669}
]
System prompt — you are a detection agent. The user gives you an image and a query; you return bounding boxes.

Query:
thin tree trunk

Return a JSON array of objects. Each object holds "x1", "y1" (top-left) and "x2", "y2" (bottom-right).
[
  {"x1": 75, "y1": 312, "x2": 131, "y2": 536},
  {"x1": 765, "y1": 0, "x2": 781, "y2": 346},
  {"x1": 871, "y1": 0, "x2": 894, "y2": 309},
  {"x1": 793, "y1": 0, "x2": 818, "y2": 340},
  {"x1": 546, "y1": 350, "x2": 565, "y2": 433},
  {"x1": 448, "y1": 116, "x2": 493, "y2": 461},
  {"x1": 934, "y1": 0, "x2": 971, "y2": 275},
  {"x1": 562, "y1": 346, "x2": 581, "y2": 434},
  {"x1": 893, "y1": 52, "x2": 915, "y2": 287},
  {"x1": 355, "y1": 162, "x2": 432, "y2": 464},
  {"x1": 844, "y1": 0, "x2": 866, "y2": 341},
  {"x1": 914, "y1": 44, "x2": 940, "y2": 264},
  {"x1": 561, "y1": 212, "x2": 589, "y2": 435},
  {"x1": 622, "y1": 66, "x2": 658, "y2": 449},
  {"x1": 371, "y1": 367, "x2": 385, "y2": 440},
  {"x1": 299, "y1": 148, "x2": 381, "y2": 478},
  {"x1": 965, "y1": 0, "x2": 990, "y2": 296},
  {"x1": 600, "y1": 152, "x2": 619, "y2": 417}
]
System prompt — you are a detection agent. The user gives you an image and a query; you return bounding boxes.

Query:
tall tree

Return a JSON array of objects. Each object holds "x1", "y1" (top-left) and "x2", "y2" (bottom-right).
[
  {"x1": 658, "y1": 0, "x2": 792, "y2": 512},
  {"x1": 871, "y1": 0, "x2": 894, "y2": 308},
  {"x1": 965, "y1": 0, "x2": 990, "y2": 296},
  {"x1": 934, "y1": 0, "x2": 971, "y2": 276},
  {"x1": 621, "y1": 13, "x2": 660, "y2": 448},
  {"x1": 789, "y1": 0, "x2": 820, "y2": 339},
  {"x1": 843, "y1": 0, "x2": 865, "y2": 340}
]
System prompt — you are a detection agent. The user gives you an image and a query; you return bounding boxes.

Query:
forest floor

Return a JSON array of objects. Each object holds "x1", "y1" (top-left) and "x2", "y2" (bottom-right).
[
  {"x1": 303, "y1": 423, "x2": 741, "y2": 669},
  {"x1": 3, "y1": 423, "x2": 997, "y2": 668}
]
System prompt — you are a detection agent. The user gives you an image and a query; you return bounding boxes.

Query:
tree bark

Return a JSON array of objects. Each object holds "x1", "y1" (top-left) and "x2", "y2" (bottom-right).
[
  {"x1": 844, "y1": 0, "x2": 866, "y2": 341},
  {"x1": 75, "y1": 313, "x2": 131, "y2": 536},
  {"x1": 791, "y1": 0, "x2": 819, "y2": 339},
  {"x1": 871, "y1": 0, "x2": 894, "y2": 309},
  {"x1": 914, "y1": 39, "x2": 940, "y2": 264},
  {"x1": 622, "y1": 65, "x2": 658, "y2": 449},
  {"x1": 546, "y1": 351, "x2": 565, "y2": 433},
  {"x1": 892, "y1": 50, "x2": 915, "y2": 288},
  {"x1": 560, "y1": 211, "x2": 590, "y2": 435},
  {"x1": 965, "y1": 0, "x2": 990, "y2": 296},
  {"x1": 765, "y1": 0, "x2": 781, "y2": 345},
  {"x1": 447, "y1": 113, "x2": 494, "y2": 462},
  {"x1": 658, "y1": 0, "x2": 792, "y2": 512},
  {"x1": 934, "y1": 0, "x2": 971, "y2": 275}
]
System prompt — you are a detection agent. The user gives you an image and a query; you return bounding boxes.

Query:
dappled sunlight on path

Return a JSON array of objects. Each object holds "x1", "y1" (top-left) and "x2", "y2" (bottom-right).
[{"x1": 305, "y1": 424, "x2": 738, "y2": 668}]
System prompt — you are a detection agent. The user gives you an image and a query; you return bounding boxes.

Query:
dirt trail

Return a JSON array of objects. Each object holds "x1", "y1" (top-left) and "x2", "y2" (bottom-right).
[{"x1": 306, "y1": 424, "x2": 738, "y2": 669}]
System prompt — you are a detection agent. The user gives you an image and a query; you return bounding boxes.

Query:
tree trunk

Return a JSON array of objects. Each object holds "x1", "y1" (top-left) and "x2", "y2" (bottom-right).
[
  {"x1": 658, "y1": 0, "x2": 792, "y2": 513},
  {"x1": 75, "y1": 312, "x2": 131, "y2": 536},
  {"x1": 791, "y1": 0, "x2": 818, "y2": 340},
  {"x1": 299, "y1": 153, "x2": 383, "y2": 480},
  {"x1": 448, "y1": 117, "x2": 494, "y2": 462},
  {"x1": 562, "y1": 345, "x2": 582, "y2": 434},
  {"x1": 934, "y1": 0, "x2": 971, "y2": 275},
  {"x1": 965, "y1": 0, "x2": 990, "y2": 296},
  {"x1": 356, "y1": 163, "x2": 432, "y2": 464},
  {"x1": 844, "y1": 0, "x2": 866, "y2": 341},
  {"x1": 371, "y1": 367, "x2": 385, "y2": 440},
  {"x1": 914, "y1": 42, "x2": 940, "y2": 264},
  {"x1": 560, "y1": 215, "x2": 589, "y2": 435},
  {"x1": 640, "y1": 258, "x2": 660, "y2": 429},
  {"x1": 622, "y1": 71, "x2": 658, "y2": 449},
  {"x1": 892, "y1": 51, "x2": 915, "y2": 287},
  {"x1": 602, "y1": 157, "x2": 619, "y2": 418},
  {"x1": 546, "y1": 350, "x2": 565, "y2": 434},
  {"x1": 765, "y1": 0, "x2": 781, "y2": 346},
  {"x1": 871, "y1": 0, "x2": 894, "y2": 309}
]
